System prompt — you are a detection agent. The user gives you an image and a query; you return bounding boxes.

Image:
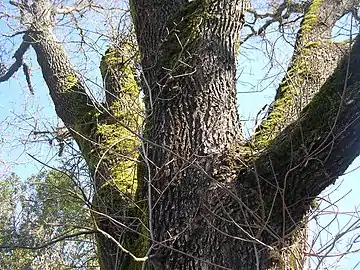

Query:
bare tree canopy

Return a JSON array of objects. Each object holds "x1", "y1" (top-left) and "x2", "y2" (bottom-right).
[{"x1": 1, "y1": 0, "x2": 360, "y2": 269}]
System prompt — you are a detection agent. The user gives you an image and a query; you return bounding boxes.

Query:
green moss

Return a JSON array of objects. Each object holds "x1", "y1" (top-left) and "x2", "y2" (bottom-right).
[
  {"x1": 101, "y1": 45, "x2": 140, "y2": 105},
  {"x1": 70, "y1": 45, "x2": 146, "y2": 269},
  {"x1": 161, "y1": 0, "x2": 212, "y2": 68},
  {"x1": 235, "y1": 36, "x2": 242, "y2": 59},
  {"x1": 129, "y1": 0, "x2": 135, "y2": 22},
  {"x1": 301, "y1": 0, "x2": 323, "y2": 33},
  {"x1": 63, "y1": 74, "x2": 78, "y2": 92},
  {"x1": 98, "y1": 45, "x2": 142, "y2": 197},
  {"x1": 75, "y1": 44, "x2": 142, "y2": 197},
  {"x1": 304, "y1": 41, "x2": 321, "y2": 48},
  {"x1": 310, "y1": 199, "x2": 319, "y2": 210},
  {"x1": 101, "y1": 47, "x2": 124, "y2": 76},
  {"x1": 253, "y1": 0, "x2": 324, "y2": 149},
  {"x1": 96, "y1": 119, "x2": 140, "y2": 197}
]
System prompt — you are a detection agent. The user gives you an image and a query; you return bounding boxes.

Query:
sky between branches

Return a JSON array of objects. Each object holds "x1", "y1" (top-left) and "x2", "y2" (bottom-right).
[{"x1": 0, "y1": 1, "x2": 359, "y2": 268}]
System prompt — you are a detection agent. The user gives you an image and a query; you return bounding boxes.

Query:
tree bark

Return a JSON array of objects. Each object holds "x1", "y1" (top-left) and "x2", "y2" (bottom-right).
[
  {"x1": 14, "y1": 2, "x2": 144, "y2": 268},
  {"x1": 132, "y1": 0, "x2": 360, "y2": 269},
  {"x1": 254, "y1": 0, "x2": 355, "y2": 148},
  {"x1": 3, "y1": 0, "x2": 360, "y2": 269}
]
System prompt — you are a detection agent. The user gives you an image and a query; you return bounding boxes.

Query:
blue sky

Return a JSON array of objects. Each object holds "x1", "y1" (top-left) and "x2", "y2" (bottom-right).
[{"x1": 0, "y1": 1, "x2": 360, "y2": 269}]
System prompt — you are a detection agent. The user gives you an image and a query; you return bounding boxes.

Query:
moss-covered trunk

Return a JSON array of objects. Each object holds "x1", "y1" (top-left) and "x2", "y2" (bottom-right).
[
  {"x1": 128, "y1": 0, "x2": 359, "y2": 269},
  {"x1": 130, "y1": 0, "x2": 305, "y2": 268},
  {"x1": 9, "y1": 0, "x2": 360, "y2": 269},
  {"x1": 76, "y1": 45, "x2": 146, "y2": 269}
]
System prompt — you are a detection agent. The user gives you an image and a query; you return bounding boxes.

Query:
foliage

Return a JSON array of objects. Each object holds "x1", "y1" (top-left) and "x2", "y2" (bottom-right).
[{"x1": 0, "y1": 171, "x2": 98, "y2": 269}]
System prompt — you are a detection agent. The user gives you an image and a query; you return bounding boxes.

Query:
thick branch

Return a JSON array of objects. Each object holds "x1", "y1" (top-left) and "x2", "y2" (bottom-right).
[
  {"x1": 25, "y1": 30, "x2": 93, "y2": 128},
  {"x1": 253, "y1": 0, "x2": 358, "y2": 149},
  {"x1": 244, "y1": 36, "x2": 360, "y2": 236},
  {"x1": 100, "y1": 44, "x2": 139, "y2": 105},
  {"x1": 0, "y1": 39, "x2": 30, "y2": 82},
  {"x1": 79, "y1": 45, "x2": 145, "y2": 270},
  {"x1": 5, "y1": 0, "x2": 93, "y2": 129}
]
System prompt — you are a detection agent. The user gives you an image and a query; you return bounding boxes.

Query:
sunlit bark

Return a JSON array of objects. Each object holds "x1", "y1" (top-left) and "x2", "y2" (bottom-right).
[{"x1": 2, "y1": 0, "x2": 360, "y2": 269}]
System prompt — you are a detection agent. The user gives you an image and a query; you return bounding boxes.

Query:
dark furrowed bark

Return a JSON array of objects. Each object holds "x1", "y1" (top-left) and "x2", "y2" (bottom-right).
[
  {"x1": 134, "y1": 1, "x2": 252, "y2": 268},
  {"x1": 131, "y1": 0, "x2": 188, "y2": 89},
  {"x1": 143, "y1": 0, "x2": 247, "y2": 166}
]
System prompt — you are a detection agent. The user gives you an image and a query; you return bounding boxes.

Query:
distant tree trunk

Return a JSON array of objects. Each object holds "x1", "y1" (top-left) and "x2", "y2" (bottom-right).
[{"x1": 3, "y1": 0, "x2": 360, "y2": 269}]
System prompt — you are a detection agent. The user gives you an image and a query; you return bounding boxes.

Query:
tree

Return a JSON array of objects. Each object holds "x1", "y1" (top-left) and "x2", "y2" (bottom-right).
[
  {"x1": 1, "y1": 0, "x2": 360, "y2": 269},
  {"x1": 0, "y1": 171, "x2": 97, "y2": 269}
]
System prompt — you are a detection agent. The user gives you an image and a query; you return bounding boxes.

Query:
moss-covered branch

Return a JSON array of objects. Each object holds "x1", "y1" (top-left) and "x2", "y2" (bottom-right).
[
  {"x1": 76, "y1": 44, "x2": 146, "y2": 270},
  {"x1": 244, "y1": 35, "x2": 360, "y2": 235},
  {"x1": 253, "y1": 0, "x2": 353, "y2": 149},
  {"x1": 100, "y1": 43, "x2": 139, "y2": 106},
  {"x1": 27, "y1": 30, "x2": 93, "y2": 129}
]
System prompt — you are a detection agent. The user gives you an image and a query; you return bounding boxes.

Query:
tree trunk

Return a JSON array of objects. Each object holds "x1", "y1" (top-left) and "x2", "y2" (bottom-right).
[
  {"x1": 131, "y1": 0, "x2": 360, "y2": 269},
  {"x1": 3, "y1": 0, "x2": 360, "y2": 269}
]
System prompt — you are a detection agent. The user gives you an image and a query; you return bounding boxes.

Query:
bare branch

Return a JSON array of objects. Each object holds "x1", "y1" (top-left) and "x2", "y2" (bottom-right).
[
  {"x1": 56, "y1": 1, "x2": 97, "y2": 15},
  {"x1": 243, "y1": 1, "x2": 308, "y2": 44},
  {"x1": 0, "y1": 230, "x2": 96, "y2": 250},
  {"x1": 0, "y1": 38, "x2": 30, "y2": 82},
  {"x1": 22, "y1": 62, "x2": 33, "y2": 94}
]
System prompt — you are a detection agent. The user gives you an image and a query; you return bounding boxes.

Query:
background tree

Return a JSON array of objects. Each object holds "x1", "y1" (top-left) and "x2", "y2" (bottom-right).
[
  {"x1": 1, "y1": 0, "x2": 360, "y2": 269},
  {"x1": 0, "y1": 170, "x2": 97, "y2": 269}
]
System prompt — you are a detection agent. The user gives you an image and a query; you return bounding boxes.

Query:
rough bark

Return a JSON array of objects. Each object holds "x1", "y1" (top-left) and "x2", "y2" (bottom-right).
[
  {"x1": 2, "y1": 0, "x2": 360, "y2": 269},
  {"x1": 132, "y1": 1, "x2": 249, "y2": 268},
  {"x1": 9, "y1": 2, "x2": 144, "y2": 268},
  {"x1": 254, "y1": 0, "x2": 355, "y2": 148},
  {"x1": 26, "y1": 29, "x2": 92, "y2": 127},
  {"x1": 131, "y1": 0, "x2": 360, "y2": 269}
]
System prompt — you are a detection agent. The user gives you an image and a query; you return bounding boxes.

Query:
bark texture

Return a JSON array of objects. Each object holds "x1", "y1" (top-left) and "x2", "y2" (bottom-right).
[
  {"x1": 254, "y1": 0, "x2": 354, "y2": 147},
  {"x1": 132, "y1": 0, "x2": 249, "y2": 268},
  {"x1": 131, "y1": 0, "x2": 360, "y2": 269},
  {"x1": 3, "y1": 0, "x2": 360, "y2": 269},
  {"x1": 12, "y1": 2, "x2": 144, "y2": 268}
]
